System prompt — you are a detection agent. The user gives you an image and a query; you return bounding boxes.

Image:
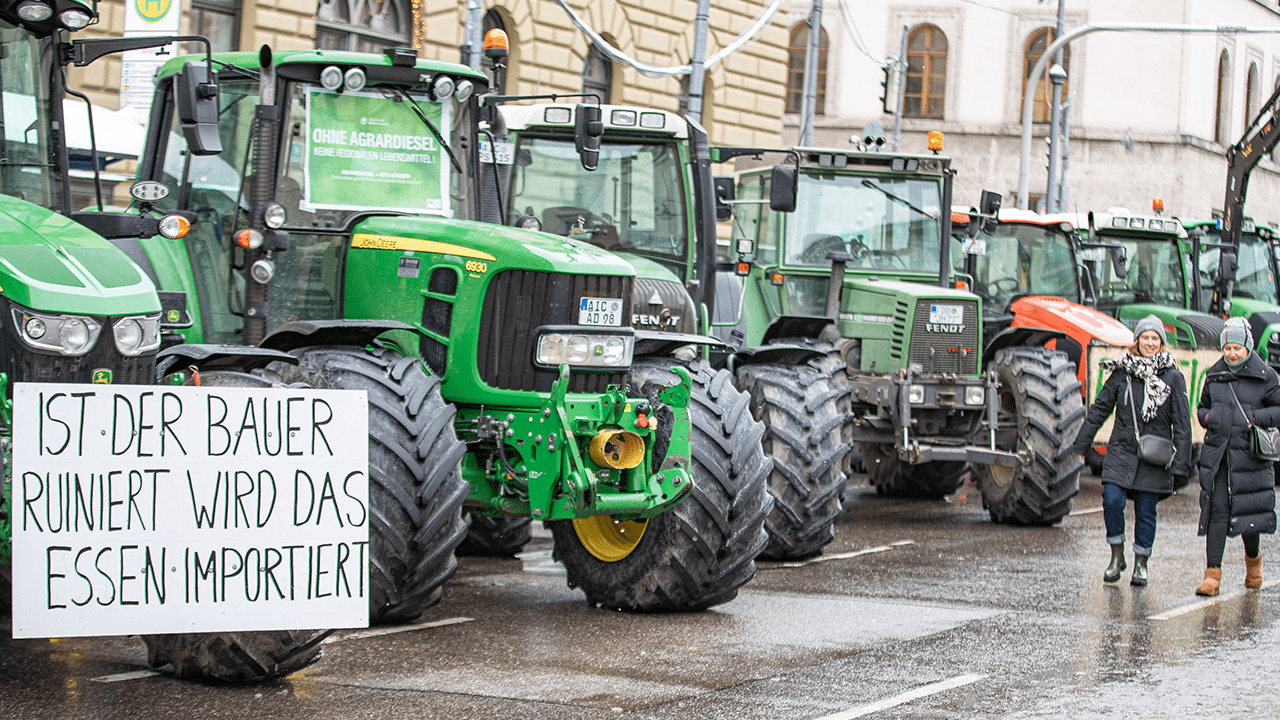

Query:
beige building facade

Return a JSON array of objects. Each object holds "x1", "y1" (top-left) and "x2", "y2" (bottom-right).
[{"x1": 70, "y1": 0, "x2": 790, "y2": 150}]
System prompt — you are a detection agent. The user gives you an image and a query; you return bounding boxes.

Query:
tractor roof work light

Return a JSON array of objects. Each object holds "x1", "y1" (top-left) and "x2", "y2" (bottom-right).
[{"x1": 320, "y1": 65, "x2": 343, "y2": 90}]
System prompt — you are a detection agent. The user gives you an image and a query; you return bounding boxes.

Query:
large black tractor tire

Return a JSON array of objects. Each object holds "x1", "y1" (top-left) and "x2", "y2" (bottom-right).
[
  {"x1": 456, "y1": 513, "x2": 533, "y2": 556},
  {"x1": 975, "y1": 347, "x2": 1085, "y2": 525},
  {"x1": 736, "y1": 363, "x2": 848, "y2": 559},
  {"x1": 549, "y1": 358, "x2": 772, "y2": 611},
  {"x1": 144, "y1": 630, "x2": 330, "y2": 683},
  {"x1": 140, "y1": 371, "x2": 331, "y2": 682},
  {"x1": 790, "y1": 336, "x2": 858, "y2": 477},
  {"x1": 270, "y1": 344, "x2": 469, "y2": 624},
  {"x1": 860, "y1": 442, "x2": 969, "y2": 499}
]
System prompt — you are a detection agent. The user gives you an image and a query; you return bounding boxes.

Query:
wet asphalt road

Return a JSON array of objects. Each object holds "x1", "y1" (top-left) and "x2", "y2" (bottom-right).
[{"x1": 3, "y1": 470, "x2": 1278, "y2": 720}]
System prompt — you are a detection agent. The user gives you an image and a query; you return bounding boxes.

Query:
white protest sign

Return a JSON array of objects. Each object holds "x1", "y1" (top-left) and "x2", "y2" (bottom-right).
[
  {"x1": 11, "y1": 383, "x2": 369, "y2": 638},
  {"x1": 119, "y1": 0, "x2": 183, "y2": 123}
]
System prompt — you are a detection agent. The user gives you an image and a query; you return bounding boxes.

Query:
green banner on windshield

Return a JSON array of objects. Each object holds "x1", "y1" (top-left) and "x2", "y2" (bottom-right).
[{"x1": 304, "y1": 88, "x2": 449, "y2": 214}]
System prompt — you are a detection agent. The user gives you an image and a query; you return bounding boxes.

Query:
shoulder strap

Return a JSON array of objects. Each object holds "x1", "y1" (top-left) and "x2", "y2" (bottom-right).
[
  {"x1": 1228, "y1": 384, "x2": 1252, "y2": 427},
  {"x1": 1127, "y1": 382, "x2": 1142, "y2": 443}
]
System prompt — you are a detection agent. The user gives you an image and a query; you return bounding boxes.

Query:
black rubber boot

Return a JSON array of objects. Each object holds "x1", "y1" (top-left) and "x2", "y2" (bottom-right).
[
  {"x1": 1104, "y1": 544, "x2": 1126, "y2": 583},
  {"x1": 1130, "y1": 554, "x2": 1148, "y2": 586}
]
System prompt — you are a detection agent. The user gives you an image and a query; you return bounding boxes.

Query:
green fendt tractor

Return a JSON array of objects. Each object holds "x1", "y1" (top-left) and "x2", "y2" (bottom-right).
[
  {"x1": 0, "y1": 2, "x2": 205, "y2": 611},
  {"x1": 1184, "y1": 219, "x2": 1280, "y2": 366},
  {"x1": 128, "y1": 47, "x2": 771, "y2": 624},
  {"x1": 722, "y1": 145, "x2": 1088, "y2": 525},
  {"x1": 485, "y1": 103, "x2": 847, "y2": 559}
]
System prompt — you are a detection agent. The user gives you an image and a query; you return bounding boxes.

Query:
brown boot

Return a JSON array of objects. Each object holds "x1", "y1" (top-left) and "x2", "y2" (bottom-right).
[
  {"x1": 1195, "y1": 567, "x2": 1222, "y2": 597},
  {"x1": 1245, "y1": 555, "x2": 1263, "y2": 589}
]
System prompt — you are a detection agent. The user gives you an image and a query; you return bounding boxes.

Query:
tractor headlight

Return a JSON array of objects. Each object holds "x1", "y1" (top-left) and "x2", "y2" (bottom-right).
[
  {"x1": 12, "y1": 308, "x2": 101, "y2": 356},
  {"x1": 536, "y1": 328, "x2": 634, "y2": 369},
  {"x1": 965, "y1": 386, "x2": 985, "y2": 406},
  {"x1": 112, "y1": 315, "x2": 161, "y2": 356},
  {"x1": 908, "y1": 384, "x2": 925, "y2": 404}
]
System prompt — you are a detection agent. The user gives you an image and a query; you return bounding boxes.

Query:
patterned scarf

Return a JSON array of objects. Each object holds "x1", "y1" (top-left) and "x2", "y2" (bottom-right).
[{"x1": 1100, "y1": 351, "x2": 1176, "y2": 422}]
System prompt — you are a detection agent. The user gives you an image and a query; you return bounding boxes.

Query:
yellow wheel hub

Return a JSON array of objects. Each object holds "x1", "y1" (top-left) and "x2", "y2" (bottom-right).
[{"x1": 572, "y1": 515, "x2": 648, "y2": 562}]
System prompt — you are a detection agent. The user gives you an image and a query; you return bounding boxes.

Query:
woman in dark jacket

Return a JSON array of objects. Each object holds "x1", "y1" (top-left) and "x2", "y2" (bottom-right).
[
  {"x1": 1071, "y1": 315, "x2": 1191, "y2": 586},
  {"x1": 1194, "y1": 317, "x2": 1280, "y2": 596}
]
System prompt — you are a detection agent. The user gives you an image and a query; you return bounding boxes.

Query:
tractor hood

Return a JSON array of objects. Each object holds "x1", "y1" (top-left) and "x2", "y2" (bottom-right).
[
  {"x1": 0, "y1": 195, "x2": 159, "y2": 315},
  {"x1": 352, "y1": 215, "x2": 637, "y2": 276},
  {"x1": 1010, "y1": 296, "x2": 1134, "y2": 347}
]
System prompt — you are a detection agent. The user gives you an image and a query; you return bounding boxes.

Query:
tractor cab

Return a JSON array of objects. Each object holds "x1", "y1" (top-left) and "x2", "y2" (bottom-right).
[{"x1": 1082, "y1": 211, "x2": 1222, "y2": 349}]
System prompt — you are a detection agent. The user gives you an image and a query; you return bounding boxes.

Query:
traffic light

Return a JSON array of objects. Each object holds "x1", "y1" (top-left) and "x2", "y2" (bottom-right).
[{"x1": 880, "y1": 64, "x2": 893, "y2": 114}]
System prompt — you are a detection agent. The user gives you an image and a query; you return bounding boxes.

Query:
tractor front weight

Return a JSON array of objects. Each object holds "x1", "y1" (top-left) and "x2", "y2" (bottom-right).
[{"x1": 458, "y1": 364, "x2": 693, "y2": 523}]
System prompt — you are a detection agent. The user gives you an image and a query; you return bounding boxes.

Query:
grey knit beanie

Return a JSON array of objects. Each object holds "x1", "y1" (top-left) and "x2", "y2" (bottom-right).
[
  {"x1": 1132, "y1": 315, "x2": 1168, "y2": 346},
  {"x1": 1221, "y1": 316, "x2": 1253, "y2": 349}
]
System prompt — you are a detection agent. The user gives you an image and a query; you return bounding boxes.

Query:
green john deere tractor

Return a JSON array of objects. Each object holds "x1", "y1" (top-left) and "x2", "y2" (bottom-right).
[
  {"x1": 720, "y1": 146, "x2": 1090, "y2": 525},
  {"x1": 1185, "y1": 218, "x2": 1280, "y2": 368},
  {"x1": 483, "y1": 103, "x2": 847, "y2": 559},
  {"x1": 1079, "y1": 210, "x2": 1225, "y2": 349},
  {"x1": 0, "y1": 1, "x2": 207, "y2": 620},
  {"x1": 128, "y1": 47, "x2": 771, "y2": 630}
]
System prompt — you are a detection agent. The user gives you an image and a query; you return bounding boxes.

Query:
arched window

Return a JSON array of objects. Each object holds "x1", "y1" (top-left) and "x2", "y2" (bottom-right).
[
  {"x1": 316, "y1": 0, "x2": 410, "y2": 53},
  {"x1": 483, "y1": 9, "x2": 509, "y2": 95},
  {"x1": 1023, "y1": 28, "x2": 1069, "y2": 124},
  {"x1": 905, "y1": 24, "x2": 946, "y2": 119},
  {"x1": 1215, "y1": 50, "x2": 1232, "y2": 144},
  {"x1": 786, "y1": 23, "x2": 828, "y2": 115},
  {"x1": 1246, "y1": 62, "x2": 1260, "y2": 133},
  {"x1": 582, "y1": 45, "x2": 612, "y2": 104}
]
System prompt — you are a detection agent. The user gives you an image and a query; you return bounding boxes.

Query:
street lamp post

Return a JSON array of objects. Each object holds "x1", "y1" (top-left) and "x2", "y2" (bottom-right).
[{"x1": 1045, "y1": 62, "x2": 1067, "y2": 212}]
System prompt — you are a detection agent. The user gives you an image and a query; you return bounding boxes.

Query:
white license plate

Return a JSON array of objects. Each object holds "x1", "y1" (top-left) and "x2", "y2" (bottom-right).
[
  {"x1": 929, "y1": 304, "x2": 964, "y2": 324},
  {"x1": 478, "y1": 140, "x2": 514, "y2": 164},
  {"x1": 579, "y1": 297, "x2": 624, "y2": 326}
]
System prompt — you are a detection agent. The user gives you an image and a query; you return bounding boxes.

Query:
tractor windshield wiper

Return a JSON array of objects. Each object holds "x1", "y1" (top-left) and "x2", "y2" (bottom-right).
[
  {"x1": 861, "y1": 179, "x2": 934, "y2": 219},
  {"x1": 389, "y1": 87, "x2": 462, "y2": 174}
]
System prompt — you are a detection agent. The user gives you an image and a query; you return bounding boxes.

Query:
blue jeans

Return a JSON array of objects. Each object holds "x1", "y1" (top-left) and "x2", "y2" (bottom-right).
[{"x1": 1103, "y1": 482, "x2": 1158, "y2": 556}]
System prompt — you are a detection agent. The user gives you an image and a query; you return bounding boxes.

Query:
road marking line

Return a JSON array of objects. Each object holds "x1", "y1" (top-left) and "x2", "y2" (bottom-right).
[
  {"x1": 776, "y1": 540, "x2": 915, "y2": 568},
  {"x1": 813, "y1": 673, "x2": 988, "y2": 720},
  {"x1": 91, "y1": 669, "x2": 162, "y2": 683},
  {"x1": 1149, "y1": 580, "x2": 1280, "y2": 621},
  {"x1": 324, "y1": 616, "x2": 474, "y2": 643},
  {"x1": 1069, "y1": 506, "x2": 1104, "y2": 516}
]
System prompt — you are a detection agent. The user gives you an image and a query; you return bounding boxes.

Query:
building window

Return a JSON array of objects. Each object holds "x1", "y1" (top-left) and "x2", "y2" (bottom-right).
[
  {"x1": 582, "y1": 46, "x2": 612, "y2": 104},
  {"x1": 316, "y1": 0, "x2": 410, "y2": 53},
  {"x1": 1215, "y1": 50, "x2": 1231, "y2": 144},
  {"x1": 184, "y1": 0, "x2": 239, "y2": 55},
  {"x1": 905, "y1": 24, "x2": 946, "y2": 119},
  {"x1": 1023, "y1": 28, "x2": 1069, "y2": 124},
  {"x1": 786, "y1": 23, "x2": 827, "y2": 115},
  {"x1": 482, "y1": 9, "x2": 508, "y2": 95},
  {"x1": 1246, "y1": 62, "x2": 1260, "y2": 132}
]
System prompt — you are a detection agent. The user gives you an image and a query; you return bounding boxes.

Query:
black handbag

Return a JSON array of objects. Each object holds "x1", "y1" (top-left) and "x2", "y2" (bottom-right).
[
  {"x1": 1228, "y1": 385, "x2": 1280, "y2": 462},
  {"x1": 1128, "y1": 384, "x2": 1175, "y2": 469}
]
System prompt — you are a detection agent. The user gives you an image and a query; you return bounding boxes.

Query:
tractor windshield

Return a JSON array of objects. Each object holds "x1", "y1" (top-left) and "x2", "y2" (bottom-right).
[
  {"x1": 784, "y1": 172, "x2": 943, "y2": 274},
  {"x1": 1093, "y1": 233, "x2": 1186, "y2": 312},
  {"x1": 507, "y1": 136, "x2": 688, "y2": 263},
  {"x1": 970, "y1": 223, "x2": 1078, "y2": 311},
  {"x1": 1197, "y1": 231, "x2": 1280, "y2": 307},
  {"x1": 0, "y1": 21, "x2": 54, "y2": 209}
]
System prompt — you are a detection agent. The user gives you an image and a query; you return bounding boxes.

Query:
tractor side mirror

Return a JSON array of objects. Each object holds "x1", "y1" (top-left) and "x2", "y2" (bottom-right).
[
  {"x1": 979, "y1": 189, "x2": 1002, "y2": 235},
  {"x1": 769, "y1": 165, "x2": 796, "y2": 213},
  {"x1": 574, "y1": 104, "x2": 603, "y2": 171},
  {"x1": 176, "y1": 61, "x2": 221, "y2": 155},
  {"x1": 1109, "y1": 245, "x2": 1128, "y2": 280},
  {"x1": 1220, "y1": 250, "x2": 1239, "y2": 284},
  {"x1": 714, "y1": 176, "x2": 735, "y2": 221}
]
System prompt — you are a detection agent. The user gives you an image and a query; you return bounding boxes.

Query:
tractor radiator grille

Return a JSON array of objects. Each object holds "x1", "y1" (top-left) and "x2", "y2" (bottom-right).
[
  {"x1": 631, "y1": 277, "x2": 696, "y2": 334},
  {"x1": 908, "y1": 298, "x2": 980, "y2": 375},
  {"x1": 477, "y1": 270, "x2": 632, "y2": 392},
  {"x1": 0, "y1": 297, "x2": 156, "y2": 396}
]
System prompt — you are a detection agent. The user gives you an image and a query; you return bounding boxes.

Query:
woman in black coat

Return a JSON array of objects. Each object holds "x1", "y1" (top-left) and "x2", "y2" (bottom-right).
[
  {"x1": 1071, "y1": 315, "x2": 1191, "y2": 586},
  {"x1": 1194, "y1": 317, "x2": 1280, "y2": 596}
]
